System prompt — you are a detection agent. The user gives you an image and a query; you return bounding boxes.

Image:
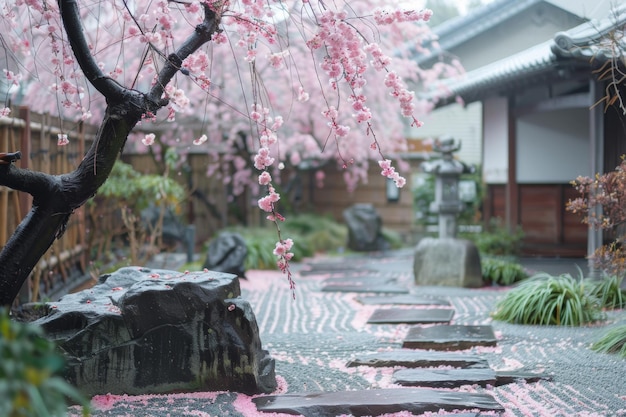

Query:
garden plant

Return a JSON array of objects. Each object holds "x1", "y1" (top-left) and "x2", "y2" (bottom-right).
[
  {"x1": 0, "y1": 308, "x2": 89, "y2": 417},
  {"x1": 491, "y1": 272, "x2": 605, "y2": 326}
]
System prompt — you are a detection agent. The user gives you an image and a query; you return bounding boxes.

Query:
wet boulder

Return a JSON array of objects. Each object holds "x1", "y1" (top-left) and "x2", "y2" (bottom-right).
[
  {"x1": 202, "y1": 231, "x2": 248, "y2": 278},
  {"x1": 343, "y1": 204, "x2": 389, "y2": 252},
  {"x1": 34, "y1": 267, "x2": 276, "y2": 397}
]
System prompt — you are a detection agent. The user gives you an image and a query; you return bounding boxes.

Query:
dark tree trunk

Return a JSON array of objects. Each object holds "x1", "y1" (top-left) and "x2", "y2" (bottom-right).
[{"x1": 0, "y1": 0, "x2": 220, "y2": 306}]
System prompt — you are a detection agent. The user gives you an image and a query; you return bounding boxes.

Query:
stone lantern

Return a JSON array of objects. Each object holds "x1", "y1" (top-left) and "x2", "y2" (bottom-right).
[
  {"x1": 413, "y1": 137, "x2": 483, "y2": 288},
  {"x1": 423, "y1": 137, "x2": 471, "y2": 239}
]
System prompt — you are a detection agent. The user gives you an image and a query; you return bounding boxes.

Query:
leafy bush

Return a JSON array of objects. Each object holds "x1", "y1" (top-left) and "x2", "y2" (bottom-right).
[
  {"x1": 586, "y1": 274, "x2": 626, "y2": 310},
  {"x1": 0, "y1": 309, "x2": 89, "y2": 417},
  {"x1": 467, "y1": 218, "x2": 524, "y2": 256},
  {"x1": 492, "y1": 273, "x2": 604, "y2": 326},
  {"x1": 592, "y1": 325, "x2": 626, "y2": 358},
  {"x1": 210, "y1": 214, "x2": 406, "y2": 270},
  {"x1": 482, "y1": 257, "x2": 528, "y2": 286}
]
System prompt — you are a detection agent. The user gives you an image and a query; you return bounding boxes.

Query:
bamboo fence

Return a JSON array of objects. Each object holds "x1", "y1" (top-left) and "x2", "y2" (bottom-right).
[{"x1": 0, "y1": 106, "x2": 101, "y2": 303}]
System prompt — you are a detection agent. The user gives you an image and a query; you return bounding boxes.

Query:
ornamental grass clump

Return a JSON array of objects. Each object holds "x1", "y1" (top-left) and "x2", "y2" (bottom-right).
[
  {"x1": 481, "y1": 257, "x2": 528, "y2": 286},
  {"x1": 586, "y1": 273, "x2": 626, "y2": 310},
  {"x1": 492, "y1": 272, "x2": 604, "y2": 326},
  {"x1": 592, "y1": 325, "x2": 626, "y2": 358}
]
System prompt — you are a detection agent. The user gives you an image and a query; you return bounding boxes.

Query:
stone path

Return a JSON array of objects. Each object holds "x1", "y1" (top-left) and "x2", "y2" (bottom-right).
[
  {"x1": 69, "y1": 250, "x2": 626, "y2": 416},
  {"x1": 255, "y1": 253, "x2": 550, "y2": 416}
]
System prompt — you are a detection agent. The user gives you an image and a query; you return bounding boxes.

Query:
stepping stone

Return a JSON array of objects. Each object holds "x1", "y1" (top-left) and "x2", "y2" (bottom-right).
[
  {"x1": 367, "y1": 308, "x2": 454, "y2": 324},
  {"x1": 321, "y1": 281, "x2": 409, "y2": 294},
  {"x1": 300, "y1": 269, "x2": 379, "y2": 277},
  {"x1": 321, "y1": 284, "x2": 409, "y2": 294},
  {"x1": 300, "y1": 262, "x2": 374, "y2": 276},
  {"x1": 494, "y1": 370, "x2": 552, "y2": 386},
  {"x1": 394, "y1": 368, "x2": 496, "y2": 388},
  {"x1": 393, "y1": 368, "x2": 552, "y2": 389},
  {"x1": 322, "y1": 275, "x2": 397, "y2": 285},
  {"x1": 346, "y1": 350, "x2": 489, "y2": 369},
  {"x1": 403, "y1": 325, "x2": 497, "y2": 351},
  {"x1": 253, "y1": 388, "x2": 504, "y2": 416},
  {"x1": 357, "y1": 294, "x2": 451, "y2": 306}
]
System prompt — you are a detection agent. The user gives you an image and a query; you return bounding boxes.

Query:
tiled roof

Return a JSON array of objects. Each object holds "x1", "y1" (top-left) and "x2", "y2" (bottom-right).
[
  {"x1": 425, "y1": 4, "x2": 626, "y2": 107},
  {"x1": 431, "y1": 0, "x2": 543, "y2": 52}
]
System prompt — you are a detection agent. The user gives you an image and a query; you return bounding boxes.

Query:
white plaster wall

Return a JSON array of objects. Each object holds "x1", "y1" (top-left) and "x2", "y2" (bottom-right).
[
  {"x1": 483, "y1": 96, "x2": 509, "y2": 184},
  {"x1": 413, "y1": 102, "x2": 482, "y2": 166},
  {"x1": 516, "y1": 108, "x2": 590, "y2": 183},
  {"x1": 546, "y1": 0, "x2": 614, "y2": 20}
]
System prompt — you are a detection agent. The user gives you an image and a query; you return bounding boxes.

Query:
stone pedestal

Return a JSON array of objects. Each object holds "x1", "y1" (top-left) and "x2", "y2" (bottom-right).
[{"x1": 413, "y1": 238, "x2": 483, "y2": 288}]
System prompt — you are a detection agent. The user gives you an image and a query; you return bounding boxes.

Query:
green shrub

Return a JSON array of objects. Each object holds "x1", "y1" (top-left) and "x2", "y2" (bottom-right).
[
  {"x1": 467, "y1": 219, "x2": 524, "y2": 256},
  {"x1": 592, "y1": 325, "x2": 626, "y2": 358},
  {"x1": 0, "y1": 309, "x2": 89, "y2": 417},
  {"x1": 213, "y1": 213, "x2": 406, "y2": 270},
  {"x1": 380, "y1": 228, "x2": 405, "y2": 250},
  {"x1": 586, "y1": 274, "x2": 626, "y2": 310},
  {"x1": 482, "y1": 257, "x2": 528, "y2": 286},
  {"x1": 492, "y1": 273, "x2": 604, "y2": 326}
]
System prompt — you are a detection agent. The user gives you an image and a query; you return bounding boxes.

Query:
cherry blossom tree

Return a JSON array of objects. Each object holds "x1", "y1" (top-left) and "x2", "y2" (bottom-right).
[{"x1": 0, "y1": 0, "x2": 457, "y2": 306}]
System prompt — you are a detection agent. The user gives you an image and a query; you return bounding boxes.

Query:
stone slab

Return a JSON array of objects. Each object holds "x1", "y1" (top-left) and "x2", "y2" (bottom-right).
[
  {"x1": 393, "y1": 368, "x2": 497, "y2": 388},
  {"x1": 322, "y1": 276, "x2": 397, "y2": 285},
  {"x1": 367, "y1": 308, "x2": 454, "y2": 324},
  {"x1": 495, "y1": 370, "x2": 552, "y2": 386},
  {"x1": 394, "y1": 368, "x2": 551, "y2": 389},
  {"x1": 403, "y1": 325, "x2": 497, "y2": 351},
  {"x1": 357, "y1": 294, "x2": 451, "y2": 306},
  {"x1": 253, "y1": 388, "x2": 504, "y2": 416},
  {"x1": 300, "y1": 269, "x2": 378, "y2": 277},
  {"x1": 346, "y1": 350, "x2": 489, "y2": 369},
  {"x1": 321, "y1": 282, "x2": 409, "y2": 294}
]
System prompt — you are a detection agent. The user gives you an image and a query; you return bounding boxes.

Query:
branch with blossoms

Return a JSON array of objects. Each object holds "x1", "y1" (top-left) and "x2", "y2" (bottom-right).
[
  {"x1": 252, "y1": 105, "x2": 296, "y2": 298},
  {"x1": 0, "y1": 0, "x2": 459, "y2": 305}
]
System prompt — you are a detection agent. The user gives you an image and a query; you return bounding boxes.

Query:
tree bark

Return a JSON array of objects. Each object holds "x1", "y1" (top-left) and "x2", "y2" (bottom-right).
[{"x1": 0, "y1": 1, "x2": 220, "y2": 306}]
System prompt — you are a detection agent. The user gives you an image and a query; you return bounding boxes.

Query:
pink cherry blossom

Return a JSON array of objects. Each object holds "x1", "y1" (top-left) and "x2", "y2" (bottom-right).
[
  {"x1": 57, "y1": 133, "x2": 69, "y2": 146},
  {"x1": 193, "y1": 134, "x2": 208, "y2": 145},
  {"x1": 142, "y1": 133, "x2": 156, "y2": 146}
]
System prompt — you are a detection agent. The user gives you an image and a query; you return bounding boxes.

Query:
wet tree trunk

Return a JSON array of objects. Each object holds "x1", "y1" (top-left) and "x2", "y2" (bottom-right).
[{"x1": 0, "y1": 0, "x2": 220, "y2": 306}]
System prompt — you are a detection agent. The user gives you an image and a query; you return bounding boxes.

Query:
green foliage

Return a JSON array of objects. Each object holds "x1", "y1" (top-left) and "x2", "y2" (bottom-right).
[
  {"x1": 215, "y1": 214, "x2": 407, "y2": 270},
  {"x1": 492, "y1": 273, "x2": 604, "y2": 326},
  {"x1": 414, "y1": 168, "x2": 483, "y2": 226},
  {"x1": 592, "y1": 325, "x2": 626, "y2": 358},
  {"x1": 0, "y1": 309, "x2": 89, "y2": 417},
  {"x1": 586, "y1": 274, "x2": 626, "y2": 310},
  {"x1": 97, "y1": 160, "x2": 185, "y2": 211},
  {"x1": 482, "y1": 257, "x2": 528, "y2": 286},
  {"x1": 467, "y1": 219, "x2": 524, "y2": 256},
  {"x1": 380, "y1": 228, "x2": 405, "y2": 250}
]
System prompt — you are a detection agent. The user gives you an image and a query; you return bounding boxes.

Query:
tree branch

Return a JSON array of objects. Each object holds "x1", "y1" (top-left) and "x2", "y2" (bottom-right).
[
  {"x1": 148, "y1": 3, "x2": 221, "y2": 104},
  {"x1": 0, "y1": 2, "x2": 223, "y2": 306},
  {"x1": 58, "y1": 0, "x2": 127, "y2": 101}
]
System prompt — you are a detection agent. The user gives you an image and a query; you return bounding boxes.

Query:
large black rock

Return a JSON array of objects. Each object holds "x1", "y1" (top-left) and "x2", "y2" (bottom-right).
[
  {"x1": 343, "y1": 204, "x2": 388, "y2": 252},
  {"x1": 34, "y1": 267, "x2": 276, "y2": 397},
  {"x1": 202, "y1": 231, "x2": 248, "y2": 278}
]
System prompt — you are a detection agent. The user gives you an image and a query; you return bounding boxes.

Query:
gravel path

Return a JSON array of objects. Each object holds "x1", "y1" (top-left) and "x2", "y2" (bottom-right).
[{"x1": 69, "y1": 250, "x2": 626, "y2": 416}]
